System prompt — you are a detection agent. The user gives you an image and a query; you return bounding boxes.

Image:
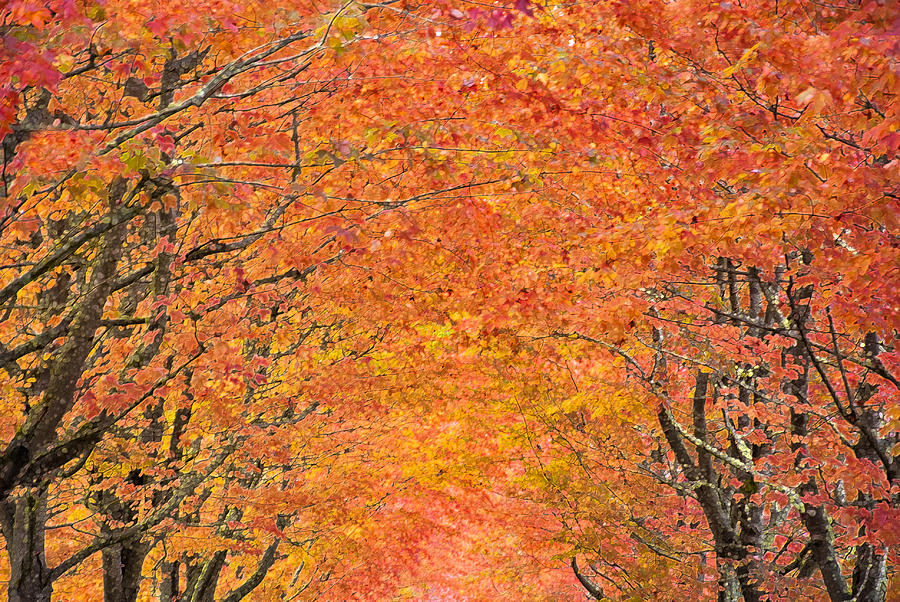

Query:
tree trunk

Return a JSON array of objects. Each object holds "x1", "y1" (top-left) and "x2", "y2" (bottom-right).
[
  {"x1": 102, "y1": 535, "x2": 152, "y2": 602},
  {"x1": 159, "y1": 560, "x2": 180, "y2": 601},
  {"x1": 0, "y1": 489, "x2": 53, "y2": 602},
  {"x1": 182, "y1": 552, "x2": 227, "y2": 602}
]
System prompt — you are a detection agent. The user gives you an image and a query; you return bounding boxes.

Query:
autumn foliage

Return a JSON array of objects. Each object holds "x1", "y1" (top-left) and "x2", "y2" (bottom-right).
[{"x1": 0, "y1": 0, "x2": 897, "y2": 600}]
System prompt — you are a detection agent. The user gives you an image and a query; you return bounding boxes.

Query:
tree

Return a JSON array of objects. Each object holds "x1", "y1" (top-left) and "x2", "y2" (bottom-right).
[
  {"x1": 347, "y1": 0, "x2": 897, "y2": 599},
  {"x1": 0, "y1": 1, "x2": 499, "y2": 599},
  {"x1": 1, "y1": 0, "x2": 897, "y2": 600},
  {"x1": 408, "y1": 1, "x2": 898, "y2": 599}
]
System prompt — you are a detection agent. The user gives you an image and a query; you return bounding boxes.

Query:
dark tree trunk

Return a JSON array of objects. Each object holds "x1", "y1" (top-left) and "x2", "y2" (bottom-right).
[
  {"x1": 102, "y1": 535, "x2": 152, "y2": 602},
  {"x1": 159, "y1": 560, "x2": 180, "y2": 601},
  {"x1": 181, "y1": 552, "x2": 227, "y2": 602},
  {"x1": 0, "y1": 489, "x2": 53, "y2": 602},
  {"x1": 851, "y1": 542, "x2": 887, "y2": 602}
]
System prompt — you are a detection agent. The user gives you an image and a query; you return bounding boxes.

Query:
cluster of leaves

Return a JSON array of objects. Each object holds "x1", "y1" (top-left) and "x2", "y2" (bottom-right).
[{"x1": 0, "y1": 0, "x2": 896, "y2": 600}]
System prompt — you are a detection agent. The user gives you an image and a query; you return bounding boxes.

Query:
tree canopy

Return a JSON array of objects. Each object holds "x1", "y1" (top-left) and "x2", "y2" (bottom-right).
[{"x1": 0, "y1": 0, "x2": 897, "y2": 600}]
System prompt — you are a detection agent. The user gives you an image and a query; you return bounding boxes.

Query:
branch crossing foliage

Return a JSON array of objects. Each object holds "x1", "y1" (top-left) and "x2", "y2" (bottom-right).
[{"x1": 0, "y1": 0, "x2": 897, "y2": 600}]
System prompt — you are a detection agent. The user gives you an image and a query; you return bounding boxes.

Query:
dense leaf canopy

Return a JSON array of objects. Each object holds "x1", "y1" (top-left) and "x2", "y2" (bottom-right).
[{"x1": 0, "y1": 0, "x2": 897, "y2": 600}]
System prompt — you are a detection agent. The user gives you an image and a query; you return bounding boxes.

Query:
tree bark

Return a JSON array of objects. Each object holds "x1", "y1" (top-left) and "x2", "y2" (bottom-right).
[
  {"x1": 102, "y1": 534, "x2": 152, "y2": 602},
  {"x1": 0, "y1": 488, "x2": 52, "y2": 602}
]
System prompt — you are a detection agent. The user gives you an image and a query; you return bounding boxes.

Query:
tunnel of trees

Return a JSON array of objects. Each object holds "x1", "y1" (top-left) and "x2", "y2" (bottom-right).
[{"x1": 0, "y1": 0, "x2": 897, "y2": 600}]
